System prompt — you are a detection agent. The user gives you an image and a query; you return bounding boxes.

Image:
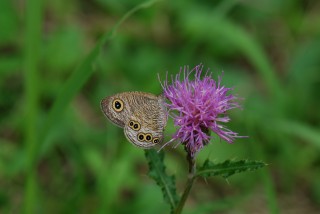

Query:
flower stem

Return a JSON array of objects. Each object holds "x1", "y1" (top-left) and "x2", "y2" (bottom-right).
[{"x1": 174, "y1": 152, "x2": 196, "y2": 214}]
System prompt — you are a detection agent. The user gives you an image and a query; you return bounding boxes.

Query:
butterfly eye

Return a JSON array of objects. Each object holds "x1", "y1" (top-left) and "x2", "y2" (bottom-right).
[
  {"x1": 137, "y1": 133, "x2": 145, "y2": 141},
  {"x1": 112, "y1": 99, "x2": 124, "y2": 112},
  {"x1": 145, "y1": 133, "x2": 152, "y2": 142},
  {"x1": 153, "y1": 138, "x2": 159, "y2": 144}
]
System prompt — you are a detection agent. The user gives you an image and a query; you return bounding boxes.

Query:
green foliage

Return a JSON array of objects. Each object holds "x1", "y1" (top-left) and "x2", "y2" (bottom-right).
[
  {"x1": 39, "y1": 0, "x2": 163, "y2": 157},
  {"x1": 181, "y1": 9, "x2": 282, "y2": 99},
  {"x1": 1, "y1": 0, "x2": 320, "y2": 213},
  {"x1": 0, "y1": 0, "x2": 18, "y2": 44},
  {"x1": 197, "y1": 159, "x2": 267, "y2": 179},
  {"x1": 275, "y1": 120, "x2": 320, "y2": 149},
  {"x1": 145, "y1": 149, "x2": 179, "y2": 213}
]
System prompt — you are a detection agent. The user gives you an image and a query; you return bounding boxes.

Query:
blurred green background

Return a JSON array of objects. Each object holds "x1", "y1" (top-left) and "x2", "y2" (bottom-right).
[{"x1": 1, "y1": 0, "x2": 320, "y2": 213}]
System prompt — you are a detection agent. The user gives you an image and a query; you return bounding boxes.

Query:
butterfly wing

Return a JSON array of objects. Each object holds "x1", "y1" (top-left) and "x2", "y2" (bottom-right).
[
  {"x1": 123, "y1": 93, "x2": 167, "y2": 148},
  {"x1": 124, "y1": 115, "x2": 165, "y2": 148},
  {"x1": 101, "y1": 91, "x2": 167, "y2": 148}
]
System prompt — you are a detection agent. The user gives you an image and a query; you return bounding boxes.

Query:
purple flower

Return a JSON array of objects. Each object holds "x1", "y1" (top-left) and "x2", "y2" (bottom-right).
[{"x1": 161, "y1": 64, "x2": 243, "y2": 156}]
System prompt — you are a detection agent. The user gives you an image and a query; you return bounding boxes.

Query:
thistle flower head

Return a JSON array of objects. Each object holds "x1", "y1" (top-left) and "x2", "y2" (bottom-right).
[{"x1": 161, "y1": 64, "x2": 242, "y2": 156}]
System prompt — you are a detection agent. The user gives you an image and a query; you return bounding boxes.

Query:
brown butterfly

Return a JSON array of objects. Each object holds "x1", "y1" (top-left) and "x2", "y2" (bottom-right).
[{"x1": 101, "y1": 92, "x2": 167, "y2": 148}]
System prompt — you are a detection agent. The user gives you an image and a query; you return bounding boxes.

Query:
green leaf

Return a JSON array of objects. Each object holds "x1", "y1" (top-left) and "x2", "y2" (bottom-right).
[
  {"x1": 196, "y1": 159, "x2": 267, "y2": 179},
  {"x1": 145, "y1": 149, "x2": 179, "y2": 213}
]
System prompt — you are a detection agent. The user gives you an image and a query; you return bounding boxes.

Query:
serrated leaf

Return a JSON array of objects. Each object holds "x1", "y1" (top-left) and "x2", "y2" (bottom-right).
[
  {"x1": 145, "y1": 149, "x2": 179, "y2": 213},
  {"x1": 196, "y1": 159, "x2": 267, "y2": 179}
]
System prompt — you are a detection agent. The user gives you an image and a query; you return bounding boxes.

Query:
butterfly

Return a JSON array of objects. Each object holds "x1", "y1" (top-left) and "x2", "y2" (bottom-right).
[{"x1": 101, "y1": 92, "x2": 168, "y2": 148}]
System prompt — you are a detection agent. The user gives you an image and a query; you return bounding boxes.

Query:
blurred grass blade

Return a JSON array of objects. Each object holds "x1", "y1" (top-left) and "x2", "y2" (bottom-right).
[
  {"x1": 181, "y1": 10, "x2": 283, "y2": 99},
  {"x1": 246, "y1": 121, "x2": 280, "y2": 214},
  {"x1": 196, "y1": 159, "x2": 266, "y2": 178},
  {"x1": 83, "y1": 147, "x2": 136, "y2": 212},
  {"x1": 23, "y1": 0, "x2": 43, "y2": 213},
  {"x1": 38, "y1": 0, "x2": 162, "y2": 156},
  {"x1": 145, "y1": 149, "x2": 179, "y2": 213},
  {"x1": 275, "y1": 120, "x2": 320, "y2": 149},
  {"x1": 188, "y1": 193, "x2": 249, "y2": 213}
]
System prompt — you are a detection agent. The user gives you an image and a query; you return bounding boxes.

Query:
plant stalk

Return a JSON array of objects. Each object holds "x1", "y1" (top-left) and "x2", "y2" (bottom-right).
[{"x1": 174, "y1": 151, "x2": 196, "y2": 214}]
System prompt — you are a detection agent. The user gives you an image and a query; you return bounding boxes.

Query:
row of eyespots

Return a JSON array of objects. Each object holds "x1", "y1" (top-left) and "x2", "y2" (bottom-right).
[
  {"x1": 137, "y1": 133, "x2": 159, "y2": 144},
  {"x1": 128, "y1": 120, "x2": 141, "y2": 131}
]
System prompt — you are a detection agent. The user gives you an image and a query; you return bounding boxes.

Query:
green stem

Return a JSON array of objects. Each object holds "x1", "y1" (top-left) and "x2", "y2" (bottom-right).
[
  {"x1": 175, "y1": 176, "x2": 195, "y2": 214},
  {"x1": 174, "y1": 152, "x2": 196, "y2": 214}
]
